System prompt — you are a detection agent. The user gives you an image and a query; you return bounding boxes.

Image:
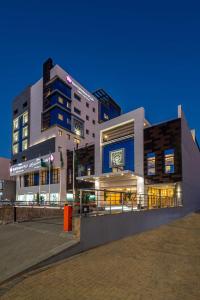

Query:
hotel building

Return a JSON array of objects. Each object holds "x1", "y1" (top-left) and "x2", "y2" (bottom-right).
[
  {"x1": 10, "y1": 58, "x2": 200, "y2": 211},
  {"x1": 10, "y1": 58, "x2": 121, "y2": 204},
  {"x1": 73, "y1": 106, "x2": 200, "y2": 211}
]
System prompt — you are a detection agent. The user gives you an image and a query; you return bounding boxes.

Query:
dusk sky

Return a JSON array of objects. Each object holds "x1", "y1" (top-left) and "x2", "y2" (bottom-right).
[{"x1": 1, "y1": 1, "x2": 200, "y2": 158}]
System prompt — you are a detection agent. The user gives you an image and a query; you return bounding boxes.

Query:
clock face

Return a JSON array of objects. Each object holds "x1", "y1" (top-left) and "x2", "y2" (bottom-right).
[{"x1": 110, "y1": 149, "x2": 124, "y2": 167}]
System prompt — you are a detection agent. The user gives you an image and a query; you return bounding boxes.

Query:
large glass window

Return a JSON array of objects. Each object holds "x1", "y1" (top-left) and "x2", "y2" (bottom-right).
[
  {"x1": 52, "y1": 169, "x2": 60, "y2": 184},
  {"x1": 147, "y1": 152, "x2": 156, "y2": 175},
  {"x1": 22, "y1": 139, "x2": 28, "y2": 151},
  {"x1": 73, "y1": 118, "x2": 84, "y2": 136},
  {"x1": 41, "y1": 171, "x2": 47, "y2": 185},
  {"x1": 13, "y1": 118, "x2": 19, "y2": 130},
  {"x1": 164, "y1": 149, "x2": 175, "y2": 174},
  {"x1": 13, "y1": 131, "x2": 19, "y2": 143},
  {"x1": 23, "y1": 111, "x2": 28, "y2": 125},
  {"x1": 13, "y1": 144, "x2": 18, "y2": 154},
  {"x1": 23, "y1": 126, "x2": 28, "y2": 138}
]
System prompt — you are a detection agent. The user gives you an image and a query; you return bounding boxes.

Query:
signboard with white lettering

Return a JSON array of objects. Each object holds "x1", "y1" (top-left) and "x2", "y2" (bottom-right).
[{"x1": 10, "y1": 154, "x2": 54, "y2": 176}]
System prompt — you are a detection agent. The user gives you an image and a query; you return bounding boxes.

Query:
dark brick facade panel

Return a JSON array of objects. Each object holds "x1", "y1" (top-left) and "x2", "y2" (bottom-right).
[
  {"x1": 144, "y1": 118, "x2": 182, "y2": 184},
  {"x1": 67, "y1": 145, "x2": 95, "y2": 191}
]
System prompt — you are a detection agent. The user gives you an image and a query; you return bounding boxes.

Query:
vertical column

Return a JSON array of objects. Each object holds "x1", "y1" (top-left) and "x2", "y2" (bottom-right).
[{"x1": 134, "y1": 108, "x2": 145, "y2": 207}]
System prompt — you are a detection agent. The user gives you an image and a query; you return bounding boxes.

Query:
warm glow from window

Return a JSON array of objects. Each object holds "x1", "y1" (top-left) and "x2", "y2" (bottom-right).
[
  {"x1": 13, "y1": 144, "x2": 18, "y2": 154},
  {"x1": 58, "y1": 113, "x2": 64, "y2": 121},
  {"x1": 23, "y1": 111, "x2": 28, "y2": 124},
  {"x1": 13, "y1": 131, "x2": 19, "y2": 143},
  {"x1": 13, "y1": 118, "x2": 19, "y2": 130},
  {"x1": 58, "y1": 96, "x2": 64, "y2": 104},
  {"x1": 22, "y1": 139, "x2": 28, "y2": 150},
  {"x1": 23, "y1": 126, "x2": 28, "y2": 138}
]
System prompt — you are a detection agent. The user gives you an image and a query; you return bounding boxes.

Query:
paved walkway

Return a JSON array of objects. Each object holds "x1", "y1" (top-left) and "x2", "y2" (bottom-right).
[
  {"x1": 1, "y1": 212, "x2": 200, "y2": 300},
  {"x1": 0, "y1": 217, "x2": 78, "y2": 283}
]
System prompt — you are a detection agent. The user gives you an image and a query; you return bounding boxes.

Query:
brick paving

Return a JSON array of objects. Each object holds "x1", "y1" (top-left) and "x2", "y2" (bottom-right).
[{"x1": 1, "y1": 212, "x2": 200, "y2": 300}]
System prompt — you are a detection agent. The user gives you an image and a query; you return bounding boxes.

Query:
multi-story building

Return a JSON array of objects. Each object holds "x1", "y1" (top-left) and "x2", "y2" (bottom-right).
[
  {"x1": 75, "y1": 105, "x2": 200, "y2": 211},
  {"x1": 10, "y1": 58, "x2": 121, "y2": 204},
  {"x1": 0, "y1": 158, "x2": 16, "y2": 202}
]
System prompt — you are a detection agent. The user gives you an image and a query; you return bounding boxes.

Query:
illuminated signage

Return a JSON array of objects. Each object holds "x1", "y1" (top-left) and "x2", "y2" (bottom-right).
[
  {"x1": 109, "y1": 148, "x2": 125, "y2": 168},
  {"x1": 10, "y1": 154, "x2": 54, "y2": 176},
  {"x1": 66, "y1": 75, "x2": 95, "y2": 102}
]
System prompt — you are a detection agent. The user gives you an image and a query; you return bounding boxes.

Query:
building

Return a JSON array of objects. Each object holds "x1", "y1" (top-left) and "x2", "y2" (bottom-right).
[
  {"x1": 0, "y1": 158, "x2": 16, "y2": 202},
  {"x1": 10, "y1": 58, "x2": 121, "y2": 204},
  {"x1": 76, "y1": 105, "x2": 200, "y2": 211}
]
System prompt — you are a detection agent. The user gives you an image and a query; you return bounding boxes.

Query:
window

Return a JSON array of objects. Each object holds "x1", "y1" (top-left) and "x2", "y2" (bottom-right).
[
  {"x1": 147, "y1": 153, "x2": 156, "y2": 175},
  {"x1": 68, "y1": 169, "x2": 72, "y2": 184},
  {"x1": 13, "y1": 144, "x2": 18, "y2": 154},
  {"x1": 23, "y1": 126, "x2": 28, "y2": 138},
  {"x1": 58, "y1": 113, "x2": 64, "y2": 121},
  {"x1": 13, "y1": 118, "x2": 19, "y2": 130},
  {"x1": 23, "y1": 102, "x2": 27, "y2": 108},
  {"x1": 92, "y1": 133, "x2": 95, "y2": 138},
  {"x1": 24, "y1": 173, "x2": 34, "y2": 187},
  {"x1": 86, "y1": 115, "x2": 89, "y2": 121},
  {"x1": 74, "y1": 107, "x2": 81, "y2": 115},
  {"x1": 86, "y1": 129, "x2": 89, "y2": 135},
  {"x1": 86, "y1": 102, "x2": 89, "y2": 108},
  {"x1": 93, "y1": 107, "x2": 95, "y2": 112},
  {"x1": 74, "y1": 138, "x2": 80, "y2": 145},
  {"x1": 67, "y1": 134, "x2": 70, "y2": 140},
  {"x1": 40, "y1": 171, "x2": 47, "y2": 185},
  {"x1": 74, "y1": 93, "x2": 81, "y2": 101},
  {"x1": 67, "y1": 118, "x2": 71, "y2": 124},
  {"x1": 13, "y1": 131, "x2": 19, "y2": 143},
  {"x1": 52, "y1": 169, "x2": 60, "y2": 184},
  {"x1": 104, "y1": 113, "x2": 109, "y2": 120},
  {"x1": 87, "y1": 167, "x2": 91, "y2": 176},
  {"x1": 66, "y1": 101, "x2": 71, "y2": 109},
  {"x1": 58, "y1": 130, "x2": 63, "y2": 136},
  {"x1": 14, "y1": 109, "x2": 18, "y2": 115},
  {"x1": 23, "y1": 111, "x2": 28, "y2": 124},
  {"x1": 164, "y1": 149, "x2": 175, "y2": 174},
  {"x1": 22, "y1": 139, "x2": 28, "y2": 151},
  {"x1": 58, "y1": 96, "x2": 64, "y2": 104},
  {"x1": 92, "y1": 120, "x2": 95, "y2": 125},
  {"x1": 73, "y1": 118, "x2": 84, "y2": 136}
]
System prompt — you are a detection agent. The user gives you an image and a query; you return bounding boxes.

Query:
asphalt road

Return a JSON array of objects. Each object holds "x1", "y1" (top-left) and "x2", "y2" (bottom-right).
[{"x1": 1, "y1": 212, "x2": 200, "y2": 300}]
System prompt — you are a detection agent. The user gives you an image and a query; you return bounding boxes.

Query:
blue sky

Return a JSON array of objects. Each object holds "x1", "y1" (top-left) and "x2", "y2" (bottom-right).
[{"x1": 1, "y1": 0, "x2": 200, "y2": 158}]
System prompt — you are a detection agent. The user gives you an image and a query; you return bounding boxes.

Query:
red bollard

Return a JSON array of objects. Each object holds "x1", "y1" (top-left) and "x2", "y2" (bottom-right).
[{"x1": 64, "y1": 205, "x2": 72, "y2": 232}]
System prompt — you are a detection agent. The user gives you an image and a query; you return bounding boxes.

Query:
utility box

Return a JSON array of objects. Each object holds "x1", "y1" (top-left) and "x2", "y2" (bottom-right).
[{"x1": 64, "y1": 205, "x2": 73, "y2": 232}]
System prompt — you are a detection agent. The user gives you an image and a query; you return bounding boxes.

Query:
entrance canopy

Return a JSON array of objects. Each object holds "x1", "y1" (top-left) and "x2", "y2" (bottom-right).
[{"x1": 76, "y1": 170, "x2": 138, "y2": 184}]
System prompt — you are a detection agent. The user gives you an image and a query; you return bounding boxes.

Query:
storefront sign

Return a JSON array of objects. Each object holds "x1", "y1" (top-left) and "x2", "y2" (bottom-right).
[
  {"x1": 109, "y1": 148, "x2": 125, "y2": 168},
  {"x1": 66, "y1": 75, "x2": 95, "y2": 102},
  {"x1": 10, "y1": 154, "x2": 54, "y2": 176}
]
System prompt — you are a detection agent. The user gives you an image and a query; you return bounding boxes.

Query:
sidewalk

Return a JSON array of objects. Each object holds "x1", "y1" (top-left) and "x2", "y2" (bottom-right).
[
  {"x1": 1, "y1": 212, "x2": 200, "y2": 300},
  {"x1": 0, "y1": 217, "x2": 78, "y2": 283}
]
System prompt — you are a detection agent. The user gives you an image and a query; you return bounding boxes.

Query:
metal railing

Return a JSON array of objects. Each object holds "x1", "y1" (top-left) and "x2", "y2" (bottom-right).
[
  {"x1": 67, "y1": 189, "x2": 183, "y2": 217},
  {"x1": 0, "y1": 189, "x2": 183, "y2": 217}
]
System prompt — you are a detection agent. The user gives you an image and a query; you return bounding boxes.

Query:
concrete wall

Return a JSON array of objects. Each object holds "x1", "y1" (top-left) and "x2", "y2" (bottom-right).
[
  {"x1": 80, "y1": 207, "x2": 186, "y2": 250},
  {"x1": 181, "y1": 109, "x2": 200, "y2": 212},
  {"x1": 0, "y1": 158, "x2": 11, "y2": 180},
  {"x1": 0, "y1": 207, "x2": 63, "y2": 225}
]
